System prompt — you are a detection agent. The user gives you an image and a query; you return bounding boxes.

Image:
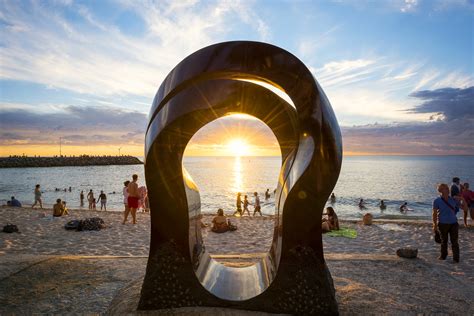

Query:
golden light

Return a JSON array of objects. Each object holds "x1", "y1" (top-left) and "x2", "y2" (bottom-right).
[{"x1": 226, "y1": 138, "x2": 250, "y2": 156}]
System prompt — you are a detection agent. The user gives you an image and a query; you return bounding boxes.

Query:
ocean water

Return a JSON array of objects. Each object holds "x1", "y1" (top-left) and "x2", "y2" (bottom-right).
[{"x1": 0, "y1": 156, "x2": 472, "y2": 220}]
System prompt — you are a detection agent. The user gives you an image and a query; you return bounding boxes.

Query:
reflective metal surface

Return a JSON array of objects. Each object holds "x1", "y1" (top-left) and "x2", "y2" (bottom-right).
[{"x1": 139, "y1": 41, "x2": 342, "y2": 314}]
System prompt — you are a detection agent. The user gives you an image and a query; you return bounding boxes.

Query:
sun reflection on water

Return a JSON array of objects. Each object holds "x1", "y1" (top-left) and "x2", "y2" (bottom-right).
[{"x1": 232, "y1": 156, "x2": 243, "y2": 193}]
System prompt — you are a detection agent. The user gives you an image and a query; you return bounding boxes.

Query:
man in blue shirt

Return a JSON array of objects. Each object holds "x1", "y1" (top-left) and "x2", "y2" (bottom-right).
[
  {"x1": 432, "y1": 183, "x2": 468, "y2": 263},
  {"x1": 10, "y1": 196, "x2": 22, "y2": 207}
]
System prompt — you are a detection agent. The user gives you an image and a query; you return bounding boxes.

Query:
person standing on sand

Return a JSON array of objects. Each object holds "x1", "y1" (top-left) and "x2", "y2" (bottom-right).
[
  {"x1": 127, "y1": 174, "x2": 139, "y2": 224},
  {"x1": 432, "y1": 183, "x2": 468, "y2": 263},
  {"x1": 450, "y1": 177, "x2": 461, "y2": 197},
  {"x1": 461, "y1": 183, "x2": 474, "y2": 223},
  {"x1": 265, "y1": 189, "x2": 270, "y2": 200},
  {"x1": 32, "y1": 184, "x2": 43, "y2": 209},
  {"x1": 80, "y1": 190, "x2": 84, "y2": 207},
  {"x1": 87, "y1": 189, "x2": 96, "y2": 210},
  {"x1": 122, "y1": 180, "x2": 130, "y2": 224},
  {"x1": 97, "y1": 190, "x2": 107, "y2": 211},
  {"x1": 253, "y1": 192, "x2": 262, "y2": 216}
]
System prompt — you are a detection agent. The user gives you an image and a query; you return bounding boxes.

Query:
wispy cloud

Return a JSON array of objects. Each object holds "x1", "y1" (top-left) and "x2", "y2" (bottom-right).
[{"x1": 0, "y1": 0, "x2": 270, "y2": 99}]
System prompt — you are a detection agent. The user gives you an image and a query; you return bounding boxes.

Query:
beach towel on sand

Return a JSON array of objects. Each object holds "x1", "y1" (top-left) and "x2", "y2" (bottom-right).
[{"x1": 326, "y1": 227, "x2": 357, "y2": 239}]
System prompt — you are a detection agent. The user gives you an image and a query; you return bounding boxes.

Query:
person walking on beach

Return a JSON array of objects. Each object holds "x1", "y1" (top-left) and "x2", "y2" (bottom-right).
[
  {"x1": 80, "y1": 190, "x2": 84, "y2": 207},
  {"x1": 97, "y1": 190, "x2": 107, "y2": 211},
  {"x1": 253, "y1": 192, "x2": 262, "y2": 216},
  {"x1": 122, "y1": 180, "x2": 130, "y2": 224},
  {"x1": 242, "y1": 195, "x2": 251, "y2": 216},
  {"x1": 87, "y1": 189, "x2": 96, "y2": 210},
  {"x1": 432, "y1": 183, "x2": 468, "y2": 263},
  {"x1": 127, "y1": 174, "x2": 139, "y2": 224},
  {"x1": 233, "y1": 192, "x2": 243, "y2": 216},
  {"x1": 32, "y1": 184, "x2": 43, "y2": 209}
]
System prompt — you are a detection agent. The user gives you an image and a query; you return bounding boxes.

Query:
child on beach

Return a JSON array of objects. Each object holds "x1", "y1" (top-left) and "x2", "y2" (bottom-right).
[
  {"x1": 242, "y1": 195, "x2": 251, "y2": 216},
  {"x1": 122, "y1": 180, "x2": 130, "y2": 224},
  {"x1": 53, "y1": 199, "x2": 68, "y2": 217},
  {"x1": 322, "y1": 206, "x2": 339, "y2": 232},
  {"x1": 32, "y1": 184, "x2": 43, "y2": 209}
]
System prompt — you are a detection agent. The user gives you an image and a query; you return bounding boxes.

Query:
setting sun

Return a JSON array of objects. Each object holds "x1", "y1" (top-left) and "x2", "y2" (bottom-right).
[{"x1": 226, "y1": 138, "x2": 251, "y2": 156}]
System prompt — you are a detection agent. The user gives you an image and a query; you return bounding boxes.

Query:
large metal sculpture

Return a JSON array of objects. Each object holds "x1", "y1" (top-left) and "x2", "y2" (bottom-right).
[{"x1": 139, "y1": 41, "x2": 342, "y2": 314}]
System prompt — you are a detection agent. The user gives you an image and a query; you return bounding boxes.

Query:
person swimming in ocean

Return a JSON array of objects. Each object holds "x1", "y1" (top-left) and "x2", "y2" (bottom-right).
[
  {"x1": 379, "y1": 199, "x2": 386, "y2": 210},
  {"x1": 399, "y1": 202, "x2": 409, "y2": 213}
]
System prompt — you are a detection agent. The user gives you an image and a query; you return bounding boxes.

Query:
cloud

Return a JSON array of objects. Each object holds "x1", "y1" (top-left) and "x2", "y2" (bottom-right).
[
  {"x1": 342, "y1": 86, "x2": 474, "y2": 154},
  {"x1": 0, "y1": 0, "x2": 270, "y2": 98},
  {"x1": 0, "y1": 105, "x2": 147, "y2": 146},
  {"x1": 407, "y1": 86, "x2": 474, "y2": 120}
]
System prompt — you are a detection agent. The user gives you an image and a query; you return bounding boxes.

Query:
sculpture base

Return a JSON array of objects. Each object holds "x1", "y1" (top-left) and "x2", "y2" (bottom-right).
[{"x1": 133, "y1": 243, "x2": 338, "y2": 315}]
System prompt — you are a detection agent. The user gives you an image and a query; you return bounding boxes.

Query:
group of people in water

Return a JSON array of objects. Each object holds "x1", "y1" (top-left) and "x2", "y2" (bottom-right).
[
  {"x1": 80, "y1": 189, "x2": 108, "y2": 211},
  {"x1": 329, "y1": 192, "x2": 415, "y2": 214}
]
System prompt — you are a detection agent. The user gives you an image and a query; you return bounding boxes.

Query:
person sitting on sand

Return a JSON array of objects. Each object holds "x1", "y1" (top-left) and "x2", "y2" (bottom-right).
[
  {"x1": 212, "y1": 208, "x2": 232, "y2": 233},
  {"x1": 233, "y1": 192, "x2": 243, "y2": 216},
  {"x1": 10, "y1": 196, "x2": 22, "y2": 207},
  {"x1": 53, "y1": 199, "x2": 69, "y2": 217},
  {"x1": 358, "y1": 199, "x2": 366, "y2": 209},
  {"x1": 379, "y1": 200, "x2": 386, "y2": 210},
  {"x1": 330, "y1": 193, "x2": 336, "y2": 204},
  {"x1": 322, "y1": 206, "x2": 339, "y2": 233},
  {"x1": 399, "y1": 202, "x2": 408, "y2": 213}
]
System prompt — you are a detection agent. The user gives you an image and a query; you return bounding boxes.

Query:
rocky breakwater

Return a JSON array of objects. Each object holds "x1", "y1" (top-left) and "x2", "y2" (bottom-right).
[{"x1": 0, "y1": 155, "x2": 143, "y2": 168}]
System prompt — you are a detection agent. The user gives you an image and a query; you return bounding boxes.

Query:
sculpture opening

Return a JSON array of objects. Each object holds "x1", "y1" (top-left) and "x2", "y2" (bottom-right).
[
  {"x1": 182, "y1": 115, "x2": 281, "y2": 300},
  {"x1": 139, "y1": 41, "x2": 342, "y2": 314}
]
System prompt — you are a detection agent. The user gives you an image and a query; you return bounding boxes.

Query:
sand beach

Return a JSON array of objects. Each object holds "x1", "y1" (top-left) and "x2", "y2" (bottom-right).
[{"x1": 1, "y1": 206, "x2": 473, "y2": 314}]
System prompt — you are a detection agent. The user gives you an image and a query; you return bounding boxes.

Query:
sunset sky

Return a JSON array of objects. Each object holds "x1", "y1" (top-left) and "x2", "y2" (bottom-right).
[{"x1": 0, "y1": 0, "x2": 473, "y2": 157}]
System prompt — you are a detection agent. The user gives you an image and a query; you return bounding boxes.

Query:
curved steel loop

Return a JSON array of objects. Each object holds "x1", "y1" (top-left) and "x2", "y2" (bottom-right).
[{"x1": 140, "y1": 41, "x2": 342, "y2": 315}]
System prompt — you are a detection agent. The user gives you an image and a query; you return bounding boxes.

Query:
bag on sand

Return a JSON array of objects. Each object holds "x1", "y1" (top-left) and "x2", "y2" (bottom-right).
[
  {"x1": 78, "y1": 217, "x2": 106, "y2": 231},
  {"x1": 64, "y1": 220, "x2": 81, "y2": 231},
  {"x1": 2, "y1": 224, "x2": 19, "y2": 233}
]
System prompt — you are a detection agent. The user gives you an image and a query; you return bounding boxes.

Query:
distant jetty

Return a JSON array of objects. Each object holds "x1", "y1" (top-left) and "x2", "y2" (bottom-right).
[{"x1": 0, "y1": 155, "x2": 143, "y2": 168}]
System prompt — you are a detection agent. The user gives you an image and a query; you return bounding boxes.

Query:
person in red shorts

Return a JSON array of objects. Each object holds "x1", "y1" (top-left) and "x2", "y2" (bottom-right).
[{"x1": 127, "y1": 174, "x2": 139, "y2": 224}]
